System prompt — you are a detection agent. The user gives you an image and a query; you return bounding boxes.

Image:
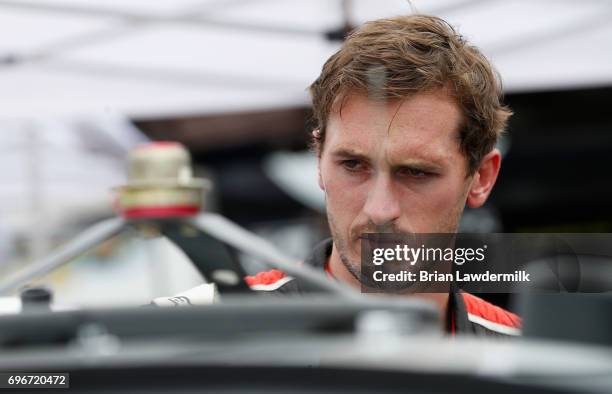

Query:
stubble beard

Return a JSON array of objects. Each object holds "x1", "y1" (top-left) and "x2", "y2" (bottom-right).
[
  {"x1": 326, "y1": 201, "x2": 466, "y2": 292},
  {"x1": 326, "y1": 209, "x2": 366, "y2": 284}
]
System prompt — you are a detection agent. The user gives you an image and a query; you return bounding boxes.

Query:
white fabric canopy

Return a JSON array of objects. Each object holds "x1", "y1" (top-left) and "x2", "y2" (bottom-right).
[{"x1": 0, "y1": 0, "x2": 611, "y2": 119}]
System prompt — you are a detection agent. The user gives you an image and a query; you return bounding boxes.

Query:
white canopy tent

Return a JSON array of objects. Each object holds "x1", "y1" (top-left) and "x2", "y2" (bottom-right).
[{"x1": 0, "y1": 0, "x2": 611, "y2": 120}]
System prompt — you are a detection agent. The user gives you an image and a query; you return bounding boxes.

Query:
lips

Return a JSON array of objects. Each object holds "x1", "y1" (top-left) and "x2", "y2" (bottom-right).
[{"x1": 359, "y1": 233, "x2": 407, "y2": 244}]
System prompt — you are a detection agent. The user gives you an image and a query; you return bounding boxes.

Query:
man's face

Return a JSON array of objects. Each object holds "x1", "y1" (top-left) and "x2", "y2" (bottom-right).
[{"x1": 318, "y1": 89, "x2": 475, "y2": 278}]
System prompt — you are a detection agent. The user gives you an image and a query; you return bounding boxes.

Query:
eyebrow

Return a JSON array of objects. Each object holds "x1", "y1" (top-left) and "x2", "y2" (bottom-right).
[
  {"x1": 330, "y1": 148, "x2": 446, "y2": 173},
  {"x1": 395, "y1": 160, "x2": 444, "y2": 173},
  {"x1": 331, "y1": 148, "x2": 370, "y2": 162}
]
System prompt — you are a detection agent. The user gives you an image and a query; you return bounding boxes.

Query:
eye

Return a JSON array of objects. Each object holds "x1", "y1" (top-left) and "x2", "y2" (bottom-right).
[
  {"x1": 340, "y1": 159, "x2": 365, "y2": 172},
  {"x1": 397, "y1": 167, "x2": 430, "y2": 179}
]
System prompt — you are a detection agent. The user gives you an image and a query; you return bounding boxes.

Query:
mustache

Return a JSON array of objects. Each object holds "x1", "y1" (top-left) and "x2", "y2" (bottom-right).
[{"x1": 351, "y1": 221, "x2": 412, "y2": 239}]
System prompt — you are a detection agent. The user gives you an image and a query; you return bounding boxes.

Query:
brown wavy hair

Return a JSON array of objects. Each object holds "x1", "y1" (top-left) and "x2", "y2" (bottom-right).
[{"x1": 309, "y1": 14, "x2": 512, "y2": 175}]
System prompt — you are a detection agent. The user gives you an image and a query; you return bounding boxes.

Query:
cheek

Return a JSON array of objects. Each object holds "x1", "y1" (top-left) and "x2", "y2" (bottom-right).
[
  {"x1": 325, "y1": 175, "x2": 366, "y2": 212},
  {"x1": 397, "y1": 176, "x2": 468, "y2": 227},
  {"x1": 426, "y1": 180, "x2": 465, "y2": 208},
  {"x1": 320, "y1": 162, "x2": 368, "y2": 224}
]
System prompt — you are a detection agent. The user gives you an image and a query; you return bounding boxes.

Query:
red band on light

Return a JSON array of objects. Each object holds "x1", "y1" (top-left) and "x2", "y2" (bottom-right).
[{"x1": 122, "y1": 205, "x2": 200, "y2": 219}]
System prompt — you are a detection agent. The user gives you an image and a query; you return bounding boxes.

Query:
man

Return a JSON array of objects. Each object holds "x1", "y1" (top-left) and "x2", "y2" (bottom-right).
[
  {"x1": 160, "y1": 14, "x2": 520, "y2": 337},
  {"x1": 244, "y1": 14, "x2": 520, "y2": 337}
]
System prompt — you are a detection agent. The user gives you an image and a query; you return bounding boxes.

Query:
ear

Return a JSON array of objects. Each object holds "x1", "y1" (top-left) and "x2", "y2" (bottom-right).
[{"x1": 466, "y1": 148, "x2": 501, "y2": 208}]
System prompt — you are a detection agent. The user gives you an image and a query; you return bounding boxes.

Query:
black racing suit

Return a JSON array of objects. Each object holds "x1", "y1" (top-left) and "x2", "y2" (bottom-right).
[{"x1": 245, "y1": 239, "x2": 522, "y2": 337}]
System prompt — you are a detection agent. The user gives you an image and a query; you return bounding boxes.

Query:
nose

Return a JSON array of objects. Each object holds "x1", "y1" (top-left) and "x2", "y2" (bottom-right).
[{"x1": 362, "y1": 173, "x2": 401, "y2": 226}]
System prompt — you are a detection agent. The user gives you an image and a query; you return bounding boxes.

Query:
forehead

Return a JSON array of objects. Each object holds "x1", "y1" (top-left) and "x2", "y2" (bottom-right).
[{"x1": 326, "y1": 90, "x2": 464, "y2": 163}]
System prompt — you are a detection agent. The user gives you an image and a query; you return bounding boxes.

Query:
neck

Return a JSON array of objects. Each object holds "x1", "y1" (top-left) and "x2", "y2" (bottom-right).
[{"x1": 328, "y1": 243, "x2": 450, "y2": 328}]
